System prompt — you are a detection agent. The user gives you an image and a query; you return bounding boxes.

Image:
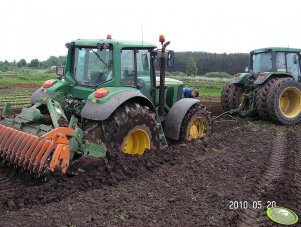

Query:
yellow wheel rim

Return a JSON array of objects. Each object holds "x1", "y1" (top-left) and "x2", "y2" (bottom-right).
[
  {"x1": 122, "y1": 129, "x2": 150, "y2": 155},
  {"x1": 279, "y1": 87, "x2": 301, "y2": 118},
  {"x1": 187, "y1": 117, "x2": 206, "y2": 140}
]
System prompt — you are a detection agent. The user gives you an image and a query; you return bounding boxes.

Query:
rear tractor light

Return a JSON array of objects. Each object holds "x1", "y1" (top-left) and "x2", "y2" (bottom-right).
[
  {"x1": 95, "y1": 88, "x2": 109, "y2": 98},
  {"x1": 259, "y1": 72, "x2": 266, "y2": 77}
]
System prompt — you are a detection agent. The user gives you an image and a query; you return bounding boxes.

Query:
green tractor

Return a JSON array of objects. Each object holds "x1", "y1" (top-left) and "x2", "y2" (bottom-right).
[
  {"x1": 221, "y1": 47, "x2": 301, "y2": 125},
  {"x1": 0, "y1": 35, "x2": 212, "y2": 176}
]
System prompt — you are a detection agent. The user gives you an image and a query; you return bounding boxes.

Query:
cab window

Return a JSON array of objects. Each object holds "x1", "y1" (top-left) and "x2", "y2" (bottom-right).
[
  {"x1": 73, "y1": 47, "x2": 113, "y2": 86},
  {"x1": 120, "y1": 50, "x2": 135, "y2": 86},
  {"x1": 287, "y1": 53, "x2": 300, "y2": 78},
  {"x1": 276, "y1": 52, "x2": 286, "y2": 72}
]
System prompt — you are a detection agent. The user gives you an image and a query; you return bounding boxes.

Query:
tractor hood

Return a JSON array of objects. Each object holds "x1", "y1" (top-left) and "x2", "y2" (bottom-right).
[{"x1": 156, "y1": 77, "x2": 183, "y2": 86}]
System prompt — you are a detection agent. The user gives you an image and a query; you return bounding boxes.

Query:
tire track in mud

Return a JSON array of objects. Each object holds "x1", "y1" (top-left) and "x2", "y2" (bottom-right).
[
  {"x1": 291, "y1": 135, "x2": 301, "y2": 214},
  {"x1": 236, "y1": 131, "x2": 287, "y2": 227}
]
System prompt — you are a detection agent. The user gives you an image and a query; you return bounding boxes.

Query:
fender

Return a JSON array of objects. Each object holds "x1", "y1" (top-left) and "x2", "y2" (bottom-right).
[
  {"x1": 81, "y1": 89, "x2": 155, "y2": 121},
  {"x1": 230, "y1": 73, "x2": 251, "y2": 86},
  {"x1": 164, "y1": 98, "x2": 200, "y2": 140},
  {"x1": 31, "y1": 87, "x2": 47, "y2": 104},
  {"x1": 31, "y1": 79, "x2": 70, "y2": 104},
  {"x1": 254, "y1": 72, "x2": 293, "y2": 85}
]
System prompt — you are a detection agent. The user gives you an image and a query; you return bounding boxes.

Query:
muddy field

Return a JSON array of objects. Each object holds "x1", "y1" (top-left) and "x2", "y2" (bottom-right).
[{"x1": 0, "y1": 102, "x2": 300, "y2": 226}]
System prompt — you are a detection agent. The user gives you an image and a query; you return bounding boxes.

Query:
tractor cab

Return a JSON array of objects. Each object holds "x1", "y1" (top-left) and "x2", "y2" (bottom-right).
[
  {"x1": 248, "y1": 48, "x2": 301, "y2": 81},
  {"x1": 60, "y1": 35, "x2": 181, "y2": 116}
]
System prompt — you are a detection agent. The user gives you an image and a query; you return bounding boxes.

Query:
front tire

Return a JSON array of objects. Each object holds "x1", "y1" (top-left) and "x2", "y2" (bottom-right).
[
  {"x1": 266, "y1": 78, "x2": 301, "y2": 125},
  {"x1": 179, "y1": 103, "x2": 212, "y2": 141}
]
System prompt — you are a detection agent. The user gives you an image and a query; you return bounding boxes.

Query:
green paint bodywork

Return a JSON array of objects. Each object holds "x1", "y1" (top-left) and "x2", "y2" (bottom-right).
[
  {"x1": 45, "y1": 38, "x2": 183, "y2": 110},
  {"x1": 230, "y1": 73, "x2": 251, "y2": 87},
  {"x1": 253, "y1": 47, "x2": 301, "y2": 54},
  {"x1": 87, "y1": 87, "x2": 139, "y2": 104},
  {"x1": 0, "y1": 37, "x2": 183, "y2": 162},
  {"x1": 253, "y1": 72, "x2": 293, "y2": 85}
]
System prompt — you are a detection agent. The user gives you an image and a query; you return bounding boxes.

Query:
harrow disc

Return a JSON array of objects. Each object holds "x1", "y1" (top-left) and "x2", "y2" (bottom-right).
[{"x1": 0, "y1": 124, "x2": 73, "y2": 175}]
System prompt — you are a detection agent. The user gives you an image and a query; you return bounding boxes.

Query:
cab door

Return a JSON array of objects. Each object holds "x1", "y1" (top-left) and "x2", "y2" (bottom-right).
[
  {"x1": 120, "y1": 48, "x2": 152, "y2": 99},
  {"x1": 286, "y1": 53, "x2": 300, "y2": 80}
]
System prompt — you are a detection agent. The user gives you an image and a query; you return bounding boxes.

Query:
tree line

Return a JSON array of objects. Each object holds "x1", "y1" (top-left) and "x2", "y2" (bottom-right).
[
  {"x1": 0, "y1": 52, "x2": 249, "y2": 75},
  {"x1": 171, "y1": 52, "x2": 249, "y2": 75},
  {"x1": 0, "y1": 56, "x2": 66, "y2": 71}
]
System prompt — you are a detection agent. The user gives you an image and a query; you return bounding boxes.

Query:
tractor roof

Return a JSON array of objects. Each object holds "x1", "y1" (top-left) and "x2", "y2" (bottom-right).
[
  {"x1": 72, "y1": 39, "x2": 157, "y2": 49},
  {"x1": 252, "y1": 47, "x2": 301, "y2": 53}
]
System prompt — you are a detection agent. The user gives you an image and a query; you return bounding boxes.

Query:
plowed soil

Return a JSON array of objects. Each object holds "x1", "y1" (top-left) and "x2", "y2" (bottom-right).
[{"x1": 0, "y1": 103, "x2": 300, "y2": 227}]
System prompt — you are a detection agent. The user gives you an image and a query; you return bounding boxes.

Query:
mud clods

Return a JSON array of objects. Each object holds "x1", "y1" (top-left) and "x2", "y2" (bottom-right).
[{"x1": 0, "y1": 104, "x2": 300, "y2": 226}]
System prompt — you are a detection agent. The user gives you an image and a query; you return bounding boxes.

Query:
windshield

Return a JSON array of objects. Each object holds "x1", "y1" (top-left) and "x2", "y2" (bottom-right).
[
  {"x1": 73, "y1": 47, "x2": 113, "y2": 86},
  {"x1": 252, "y1": 52, "x2": 272, "y2": 73}
]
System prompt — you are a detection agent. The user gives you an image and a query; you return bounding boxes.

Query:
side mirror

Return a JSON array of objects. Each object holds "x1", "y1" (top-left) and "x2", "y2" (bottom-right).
[
  {"x1": 65, "y1": 42, "x2": 75, "y2": 49},
  {"x1": 245, "y1": 66, "x2": 249, "y2": 72},
  {"x1": 56, "y1": 66, "x2": 65, "y2": 80},
  {"x1": 167, "y1": 50, "x2": 175, "y2": 68}
]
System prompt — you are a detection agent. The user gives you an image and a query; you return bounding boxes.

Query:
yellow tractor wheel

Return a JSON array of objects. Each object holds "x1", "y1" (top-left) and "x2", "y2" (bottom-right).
[
  {"x1": 180, "y1": 103, "x2": 212, "y2": 141},
  {"x1": 267, "y1": 78, "x2": 301, "y2": 125},
  {"x1": 186, "y1": 117, "x2": 206, "y2": 140},
  {"x1": 90, "y1": 102, "x2": 160, "y2": 156},
  {"x1": 278, "y1": 87, "x2": 301, "y2": 118},
  {"x1": 122, "y1": 127, "x2": 151, "y2": 155}
]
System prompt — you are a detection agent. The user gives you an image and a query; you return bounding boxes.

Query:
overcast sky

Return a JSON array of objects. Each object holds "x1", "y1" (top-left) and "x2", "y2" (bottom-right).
[{"x1": 0, "y1": 0, "x2": 300, "y2": 62}]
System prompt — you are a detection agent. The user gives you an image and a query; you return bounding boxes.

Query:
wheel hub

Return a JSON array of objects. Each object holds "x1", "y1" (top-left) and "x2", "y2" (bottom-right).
[
  {"x1": 187, "y1": 117, "x2": 205, "y2": 140},
  {"x1": 279, "y1": 87, "x2": 301, "y2": 118},
  {"x1": 122, "y1": 129, "x2": 150, "y2": 155}
]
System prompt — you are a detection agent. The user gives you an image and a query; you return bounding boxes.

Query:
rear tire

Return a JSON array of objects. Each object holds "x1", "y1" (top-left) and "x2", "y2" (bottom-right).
[
  {"x1": 221, "y1": 82, "x2": 233, "y2": 111},
  {"x1": 228, "y1": 84, "x2": 244, "y2": 110},
  {"x1": 221, "y1": 83, "x2": 244, "y2": 111},
  {"x1": 255, "y1": 78, "x2": 278, "y2": 120},
  {"x1": 266, "y1": 78, "x2": 301, "y2": 125},
  {"x1": 87, "y1": 102, "x2": 160, "y2": 155},
  {"x1": 179, "y1": 103, "x2": 212, "y2": 141}
]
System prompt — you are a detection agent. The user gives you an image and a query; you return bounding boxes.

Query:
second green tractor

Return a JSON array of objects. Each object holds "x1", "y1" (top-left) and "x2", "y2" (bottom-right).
[{"x1": 221, "y1": 47, "x2": 301, "y2": 125}]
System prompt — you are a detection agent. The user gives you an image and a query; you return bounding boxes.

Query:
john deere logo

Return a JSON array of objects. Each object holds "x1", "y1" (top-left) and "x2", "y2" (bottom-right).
[{"x1": 266, "y1": 206, "x2": 299, "y2": 225}]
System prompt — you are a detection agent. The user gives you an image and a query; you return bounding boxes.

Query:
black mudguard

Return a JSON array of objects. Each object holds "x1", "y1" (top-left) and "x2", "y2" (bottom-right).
[
  {"x1": 80, "y1": 91, "x2": 155, "y2": 121},
  {"x1": 31, "y1": 87, "x2": 48, "y2": 104}
]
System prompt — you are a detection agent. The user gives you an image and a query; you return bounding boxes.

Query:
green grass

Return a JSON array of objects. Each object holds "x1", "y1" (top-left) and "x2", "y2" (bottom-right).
[
  {"x1": 168, "y1": 74, "x2": 230, "y2": 97},
  {"x1": 0, "y1": 69, "x2": 228, "y2": 106},
  {"x1": 204, "y1": 72, "x2": 232, "y2": 78},
  {"x1": 0, "y1": 87, "x2": 34, "y2": 108},
  {"x1": 0, "y1": 69, "x2": 55, "y2": 84}
]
